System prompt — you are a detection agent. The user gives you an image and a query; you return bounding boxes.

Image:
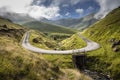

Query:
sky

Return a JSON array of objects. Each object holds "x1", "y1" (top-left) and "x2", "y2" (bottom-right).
[{"x1": 0, "y1": 0, "x2": 120, "y2": 20}]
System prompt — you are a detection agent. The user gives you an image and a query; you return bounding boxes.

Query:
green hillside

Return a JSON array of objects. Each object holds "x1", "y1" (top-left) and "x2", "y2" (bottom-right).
[
  {"x1": 29, "y1": 30, "x2": 58, "y2": 50},
  {"x1": 0, "y1": 16, "x2": 61, "y2": 80},
  {"x1": 0, "y1": 16, "x2": 91, "y2": 80},
  {"x1": 83, "y1": 7, "x2": 120, "y2": 80},
  {"x1": 23, "y1": 21, "x2": 76, "y2": 34},
  {"x1": 60, "y1": 34, "x2": 86, "y2": 50}
]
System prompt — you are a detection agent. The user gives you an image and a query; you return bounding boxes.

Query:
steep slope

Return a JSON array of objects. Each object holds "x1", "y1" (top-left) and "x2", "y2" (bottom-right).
[
  {"x1": 23, "y1": 21, "x2": 76, "y2": 34},
  {"x1": 83, "y1": 7, "x2": 120, "y2": 80},
  {"x1": 0, "y1": 16, "x2": 62, "y2": 80},
  {"x1": 49, "y1": 13, "x2": 97, "y2": 30}
]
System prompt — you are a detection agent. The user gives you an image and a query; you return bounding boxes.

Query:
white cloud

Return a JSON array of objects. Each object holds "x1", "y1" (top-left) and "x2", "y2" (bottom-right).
[
  {"x1": 51, "y1": 0, "x2": 88, "y2": 7},
  {"x1": 62, "y1": 4, "x2": 69, "y2": 7},
  {"x1": 95, "y1": 0, "x2": 120, "y2": 19},
  {"x1": 70, "y1": 0, "x2": 81, "y2": 5},
  {"x1": 27, "y1": 5, "x2": 60, "y2": 20},
  {"x1": 76, "y1": 8, "x2": 84, "y2": 14},
  {"x1": 0, "y1": 0, "x2": 61, "y2": 19},
  {"x1": 65, "y1": 12, "x2": 70, "y2": 16},
  {"x1": 0, "y1": 0, "x2": 33, "y2": 13},
  {"x1": 87, "y1": 6, "x2": 94, "y2": 11}
]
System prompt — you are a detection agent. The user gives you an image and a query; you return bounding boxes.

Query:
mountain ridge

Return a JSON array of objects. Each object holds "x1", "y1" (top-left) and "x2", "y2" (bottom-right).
[
  {"x1": 23, "y1": 20, "x2": 76, "y2": 34},
  {"x1": 44, "y1": 13, "x2": 98, "y2": 30}
]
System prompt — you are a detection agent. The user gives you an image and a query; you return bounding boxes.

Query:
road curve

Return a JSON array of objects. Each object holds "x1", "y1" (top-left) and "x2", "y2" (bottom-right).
[{"x1": 22, "y1": 31, "x2": 100, "y2": 54}]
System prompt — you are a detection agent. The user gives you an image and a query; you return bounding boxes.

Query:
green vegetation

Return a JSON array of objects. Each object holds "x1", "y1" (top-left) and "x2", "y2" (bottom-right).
[
  {"x1": 0, "y1": 48, "x2": 61, "y2": 80},
  {"x1": 29, "y1": 31, "x2": 86, "y2": 69},
  {"x1": 29, "y1": 30, "x2": 58, "y2": 50},
  {"x1": 60, "y1": 34, "x2": 86, "y2": 50},
  {"x1": 42, "y1": 54, "x2": 73, "y2": 68},
  {"x1": 23, "y1": 21, "x2": 76, "y2": 34},
  {"x1": 29, "y1": 30, "x2": 86, "y2": 50},
  {"x1": 0, "y1": 17, "x2": 26, "y2": 42},
  {"x1": 83, "y1": 7, "x2": 120, "y2": 80},
  {"x1": 0, "y1": 16, "x2": 92, "y2": 80},
  {"x1": 49, "y1": 33, "x2": 72, "y2": 41},
  {"x1": 0, "y1": 17, "x2": 61, "y2": 80}
]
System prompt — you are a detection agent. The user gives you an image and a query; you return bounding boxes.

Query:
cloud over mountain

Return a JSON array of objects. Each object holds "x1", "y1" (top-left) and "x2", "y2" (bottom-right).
[
  {"x1": 95, "y1": 0, "x2": 120, "y2": 19},
  {"x1": 0, "y1": 0, "x2": 120, "y2": 20}
]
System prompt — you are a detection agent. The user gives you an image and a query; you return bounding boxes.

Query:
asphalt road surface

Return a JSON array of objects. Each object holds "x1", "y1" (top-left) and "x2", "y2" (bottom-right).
[{"x1": 22, "y1": 31, "x2": 100, "y2": 54}]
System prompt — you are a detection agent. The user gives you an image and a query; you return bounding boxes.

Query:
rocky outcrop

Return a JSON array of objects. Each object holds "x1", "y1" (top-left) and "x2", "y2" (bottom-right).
[
  {"x1": 109, "y1": 38, "x2": 120, "y2": 52},
  {"x1": 0, "y1": 24, "x2": 25, "y2": 41},
  {"x1": 32, "y1": 38, "x2": 39, "y2": 43},
  {"x1": 113, "y1": 46, "x2": 120, "y2": 52}
]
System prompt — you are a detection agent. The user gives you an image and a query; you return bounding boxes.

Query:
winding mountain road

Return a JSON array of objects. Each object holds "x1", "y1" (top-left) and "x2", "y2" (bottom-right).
[{"x1": 22, "y1": 31, "x2": 100, "y2": 54}]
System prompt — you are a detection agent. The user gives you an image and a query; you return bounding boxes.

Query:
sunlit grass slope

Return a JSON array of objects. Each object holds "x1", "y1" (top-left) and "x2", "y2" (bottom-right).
[
  {"x1": 83, "y1": 7, "x2": 120, "y2": 80},
  {"x1": 0, "y1": 17, "x2": 62, "y2": 80},
  {"x1": 60, "y1": 34, "x2": 86, "y2": 50}
]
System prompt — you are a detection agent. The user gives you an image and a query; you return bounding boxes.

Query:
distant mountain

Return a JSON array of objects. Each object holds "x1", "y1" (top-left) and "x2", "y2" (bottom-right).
[
  {"x1": 72, "y1": 14, "x2": 98, "y2": 30},
  {"x1": 0, "y1": 11, "x2": 98, "y2": 31},
  {"x1": 47, "y1": 13, "x2": 98, "y2": 30},
  {"x1": 0, "y1": 11, "x2": 35, "y2": 24},
  {"x1": 23, "y1": 21, "x2": 76, "y2": 34}
]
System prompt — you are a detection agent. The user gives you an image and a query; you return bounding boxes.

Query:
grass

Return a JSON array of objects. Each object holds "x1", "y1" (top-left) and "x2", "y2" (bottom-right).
[
  {"x1": 29, "y1": 31, "x2": 76, "y2": 68},
  {"x1": 29, "y1": 30, "x2": 86, "y2": 50},
  {"x1": 60, "y1": 34, "x2": 86, "y2": 50},
  {"x1": 29, "y1": 31, "x2": 87, "y2": 69},
  {"x1": 82, "y1": 7, "x2": 120, "y2": 80},
  {"x1": 0, "y1": 36, "x2": 61, "y2": 80},
  {"x1": 0, "y1": 16, "x2": 92, "y2": 80},
  {"x1": 42, "y1": 54, "x2": 73, "y2": 68},
  {"x1": 59, "y1": 69, "x2": 93, "y2": 80},
  {"x1": 29, "y1": 30, "x2": 58, "y2": 50},
  {"x1": 0, "y1": 19, "x2": 61, "y2": 80}
]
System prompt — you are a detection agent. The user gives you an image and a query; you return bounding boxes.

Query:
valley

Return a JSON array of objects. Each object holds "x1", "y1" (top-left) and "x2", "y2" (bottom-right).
[
  {"x1": 0, "y1": 16, "x2": 93, "y2": 80},
  {"x1": 0, "y1": 4, "x2": 120, "y2": 80}
]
